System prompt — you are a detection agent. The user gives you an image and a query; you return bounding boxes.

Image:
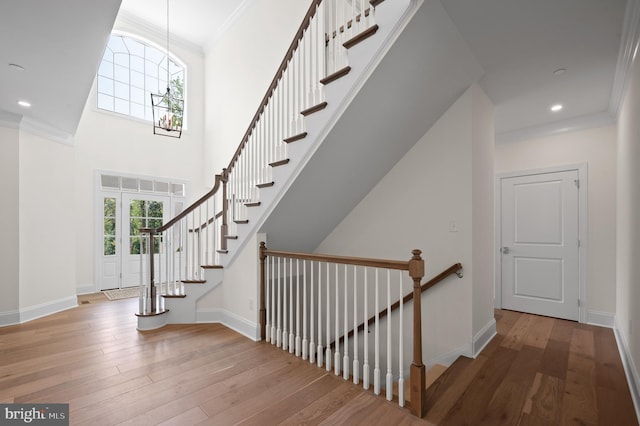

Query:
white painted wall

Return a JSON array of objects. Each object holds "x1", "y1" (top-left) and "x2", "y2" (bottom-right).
[
  {"x1": 197, "y1": 0, "x2": 309, "y2": 318},
  {"x1": 616, "y1": 50, "x2": 640, "y2": 396},
  {"x1": 471, "y1": 85, "x2": 495, "y2": 340},
  {"x1": 73, "y1": 16, "x2": 207, "y2": 293},
  {"x1": 314, "y1": 85, "x2": 493, "y2": 362},
  {"x1": 204, "y1": 0, "x2": 310, "y2": 180},
  {"x1": 494, "y1": 125, "x2": 617, "y2": 317},
  {"x1": 18, "y1": 131, "x2": 77, "y2": 309},
  {"x1": 0, "y1": 125, "x2": 20, "y2": 315}
]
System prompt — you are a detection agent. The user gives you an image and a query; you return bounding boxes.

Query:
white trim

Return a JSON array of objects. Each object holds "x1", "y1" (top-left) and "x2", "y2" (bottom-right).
[
  {"x1": 16, "y1": 296, "x2": 78, "y2": 325},
  {"x1": 20, "y1": 117, "x2": 74, "y2": 146},
  {"x1": 610, "y1": 0, "x2": 640, "y2": 118},
  {"x1": 614, "y1": 317, "x2": 640, "y2": 421},
  {"x1": 0, "y1": 111, "x2": 22, "y2": 129},
  {"x1": 204, "y1": 0, "x2": 258, "y2": 53},
  {"x1": 427, "y1": 343, "x2": 473, "y2": 367},
  {"x1": 76, "y1": 284, "x2": 97, "y2": 296},
  {"x1": 94, "y1": 170, "x2": 188, "y2": 293},
  {"x1": 494, "y1": 163, "x2": 588, "y2": 323},
  {"x1": 196, "y1": 308, "x2": 260, "y2": 342},
  {"x1": 0, "y1": 310, "x2": 21, "y2": 327},
  {"x1": 495, "y1": 112, "x2": 615, "y2": 145},
  {"x1": 586, "y1": 310, "x2": 615, "y2": 328},
  {"x1": 472, "y1": 318, "x2": 497, "y2": 357}
]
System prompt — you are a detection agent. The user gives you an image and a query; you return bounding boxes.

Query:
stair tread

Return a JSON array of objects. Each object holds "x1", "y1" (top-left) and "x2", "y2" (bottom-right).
[
  {"x1": 245, "y1": 201, "x2": 261, "y2": 207},
  {"x1": 344, "y1": 24, "x2": 379, "y2": 49},
  {"x1": 217, "y1": 249, "x2": 228, "y2": 254},
  {"x1": 270, "y1": 159, "x2": 290, "y2": 167},
  {"x1": 284, "y1": 132, "x2": 307, "y2": 143},
  {"x1": 162, "y1": 294, "x2": 187, "y2": 298},
  {"x1": 225, "y1": 235, "x2": 239, "y2": 240},
  {"x1": 135, "y1": 308, "x2": 169, "y2": 317},
  {"x1": 320, "y1": 66, "x2": 351, "y2": 85},
  {"x1": 234, "y1": 220, "x2": 249, "y2": 224},
  {"x1": 181, "y1": 279, "x2": 206, "y2": 284},
  {"x1": 202, "y1": 264, "x2": 223, "y2": 269},
  {"x1": 256, "y1": 182, "x2": 275, "y2": 188},
  {"x1": 301, "y1": 101, "x2": 328, "y2": 116}
]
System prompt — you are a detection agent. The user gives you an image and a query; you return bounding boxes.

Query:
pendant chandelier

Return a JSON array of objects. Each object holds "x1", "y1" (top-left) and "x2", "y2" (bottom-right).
[{"x1": 151, "y1": 0, "x2": 183, "y2": 138}]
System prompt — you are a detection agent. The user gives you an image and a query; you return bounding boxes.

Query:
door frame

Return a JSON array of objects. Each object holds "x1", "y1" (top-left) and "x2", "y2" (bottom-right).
[
  {"x1": 494, "y1": 163, "x2": 588, "y2": 323},
  {"x1": 94, "y1": 171, "x2": 187, "y2": 293}
]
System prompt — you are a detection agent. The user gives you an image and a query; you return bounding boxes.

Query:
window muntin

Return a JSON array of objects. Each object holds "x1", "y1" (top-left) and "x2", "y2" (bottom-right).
[{"x1": 97, "y1": 34, "x2": 185, "y2": 123}]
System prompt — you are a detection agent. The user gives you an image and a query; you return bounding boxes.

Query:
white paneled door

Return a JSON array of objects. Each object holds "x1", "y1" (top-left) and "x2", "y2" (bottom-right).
[{"x1": 500, "y1": 170, "x2": 580, "y2": 321}]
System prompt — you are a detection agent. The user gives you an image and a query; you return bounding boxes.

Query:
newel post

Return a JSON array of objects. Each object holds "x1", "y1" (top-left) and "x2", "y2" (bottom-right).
[
  {"x1": 409, "y1": 249, "x2": 425, "y2": 417},
  {"x1": 221, "y1": 168, "x2": 229, "y2": 251},
  {"x1": 259, "y1": 242, "x2": 267, "y2": 340},
  {"x1": 148, "y1": 230, "x2": 156, "y2": 314}
]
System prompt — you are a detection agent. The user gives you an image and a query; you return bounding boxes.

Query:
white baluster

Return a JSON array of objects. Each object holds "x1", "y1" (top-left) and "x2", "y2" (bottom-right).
[
  {"x1": 283, "y1": 258, "x2": 289, "y2": 352},
  {"x1": 276, "y1": 256, "x2": 282, "y2": 348},
  {"x1": 343, "y1": 264, "x2": 349, "y2": 380},
  {"x1": 296, "y1": 259, "x2": 301, "y2": 357},
  {"x1": 374, "y1": 268, "x2": 380, "y2": 395},
  {"x1": 325, "y1": 262, "x2": 332, "y2": 372},
  {"x1": 386, "y1": 269, "x2": 393, "y2": 401},
  {"x1": 302, "y1": 260, "x2": 308, "y2": 360},
  {"x1": 398, "y1": 270, "x2": 405, "y2": 407},
  {"x1": 310, "y1": 260, "x2": 316, "y2": 364},
  {"x1": 363, "y1": 267, "x2": 369, "y2": 390},
  {"x1": 353, "y1": 265, "x2": 359, "y2": 385},
  {"x1": 271, "y1": 256, "x2": 276, "y2": 345},
  {"x1": 317, "y1": 261, "x2": 324, "y2": 367},
  {"x1": 334, "y1": 263, "x2": 340, "y2": 376},
  {"x1": 289, "y1": 258, "x2": 295, "y2": 354},
  {"x1": 266, "y1": 254, "x2": 271, "y2": 343}
]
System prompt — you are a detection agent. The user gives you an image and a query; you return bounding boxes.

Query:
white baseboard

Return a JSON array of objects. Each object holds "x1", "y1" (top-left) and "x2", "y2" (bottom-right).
[
  {"x1": 587, "y1": 310, "x2": 615, "y2": 328},
  {"x1": 0, "y1": 309, "x2": 21, "y2": 327},
  {"x1": 0, "y1": 296, "x2": 78, "y2": 327},
  {"x1": 614, "y1": 318, "x2": 640, "y2": 421},
  {"x1": 196, "y1": 308, "x2": 260, "y2": 341},
  {"x1": 473, "y1": 318, "x2": 497, "y2": 357},
  {"x1": 76, "y1": 284, "x2": 97, "y2": 295}
]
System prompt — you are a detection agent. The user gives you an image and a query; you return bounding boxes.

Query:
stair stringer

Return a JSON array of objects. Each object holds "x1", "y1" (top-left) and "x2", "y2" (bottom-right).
[
  {"x1": 164, "y1": 268, "x2": 224, "y2": 324},
  {"x1": 156, "y1": 0, "x2": 423, "y2": 330}
]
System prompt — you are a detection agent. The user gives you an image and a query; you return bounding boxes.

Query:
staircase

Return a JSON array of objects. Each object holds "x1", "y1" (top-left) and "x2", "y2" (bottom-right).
[{"x1": 136, "y1": 0, "x2": 422, "y2": 330}]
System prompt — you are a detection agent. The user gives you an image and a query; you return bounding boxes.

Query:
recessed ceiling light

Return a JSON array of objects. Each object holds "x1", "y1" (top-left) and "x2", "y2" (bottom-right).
[
  {"x1": 551, "y1": 104, "x2": 563, "y2": 112},
  {"x1": 553, "y1": 68, "x2": 566, "y2": 76},
  {"x1": 9, "y1": 63, "x2": 25, "y2": 71},
  {"x1": 17, "y1": 100, "x2": 31, "y2": 108}
]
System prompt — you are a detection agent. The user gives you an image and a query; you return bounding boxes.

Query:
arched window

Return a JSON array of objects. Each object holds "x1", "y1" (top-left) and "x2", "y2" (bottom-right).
[{"x1": 97, "y1": 33, "x2": 185, "y2": 123}]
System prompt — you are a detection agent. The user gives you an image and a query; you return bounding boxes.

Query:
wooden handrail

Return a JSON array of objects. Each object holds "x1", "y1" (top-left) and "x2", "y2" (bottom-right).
[
  {"x1": 140, "y1": 172, "x2": 225, "y2": 236},
  {"x1": 261, "y1": 248, "x2": 411, "y2": 271},
  {"x1": 329, "y1": 263, "x2": 463, "y2": 349},
  {"x1": 225, "y1": 0, "x2": 323, "y2": 175}
]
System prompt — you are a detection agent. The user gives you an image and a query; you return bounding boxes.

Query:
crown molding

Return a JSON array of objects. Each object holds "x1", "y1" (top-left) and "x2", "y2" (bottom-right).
[
  {"x1": 610, "y1": 0, "x2": 640, "y2": 118},
  {"x1": 0, "y1": 110, "x2": 22, "y2": 129},
  {"x1": 20, "y1": 117, "x2": 74, "y2": 146},
  {"x1": 495, "y1": 111, "x2": 615, "y2": 144},
  {"x1": 203, "y1": 0, "x2": 257, "y2": 53}
]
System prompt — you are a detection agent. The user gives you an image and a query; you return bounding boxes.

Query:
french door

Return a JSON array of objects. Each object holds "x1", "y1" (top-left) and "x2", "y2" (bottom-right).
[{"x1": 100, "y1": 193, "x2": 171, "y2": 290}]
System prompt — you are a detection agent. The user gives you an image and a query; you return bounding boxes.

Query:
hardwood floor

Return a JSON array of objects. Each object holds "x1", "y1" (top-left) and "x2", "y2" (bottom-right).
[
  {"x1": 424, "y1": 309, "x2": 638, "y2": 425},
  {"x1": 0, "y1": 298, "x2": 636, "y2": 425},
  {"x1": 0, "y1": 296, "x2": 428, "y2": 425}
]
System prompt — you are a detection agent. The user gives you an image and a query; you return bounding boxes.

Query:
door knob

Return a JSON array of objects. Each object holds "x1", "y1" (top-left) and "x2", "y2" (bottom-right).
[{"x1": 501, "y1": 246, "x2": 510, "y2": 254}]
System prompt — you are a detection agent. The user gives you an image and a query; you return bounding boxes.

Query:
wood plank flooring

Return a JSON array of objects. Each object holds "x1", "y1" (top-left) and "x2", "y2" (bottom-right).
[
  {"x1": 424, "y1": 309, "x2": 638, "y2": 425},
  {"x1": 0, "y1": 295, "x2": 429, "y2": 425},
  {"x1": 0, "y1": 297, "x2": 636, "y2": 425}
]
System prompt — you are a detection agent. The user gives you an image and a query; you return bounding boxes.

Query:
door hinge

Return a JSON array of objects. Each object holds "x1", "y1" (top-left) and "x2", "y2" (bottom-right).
[
  {"x1": 574, "y1": 179, "x2": 580, "y2": 188},
  {"x1": 578, "y1": 239, "x2": 581, "y2": 247},
  {"x1": 578, "y1": 299, "x2": 581, "y2": 307}
]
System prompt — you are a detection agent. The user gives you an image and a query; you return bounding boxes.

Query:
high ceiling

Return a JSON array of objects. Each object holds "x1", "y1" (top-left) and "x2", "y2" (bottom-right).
[{"x1": 0, "y1": 0, "x2": 630, "y2": 142}]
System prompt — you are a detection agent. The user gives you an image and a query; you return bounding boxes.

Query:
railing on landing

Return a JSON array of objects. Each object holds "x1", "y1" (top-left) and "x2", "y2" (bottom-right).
[
  {"x1": 259, "y1": 243, "x2": 442, "y2": 417},
  {"x1": 136, "y1": 0, "x2": 381, "y2": 316}
]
